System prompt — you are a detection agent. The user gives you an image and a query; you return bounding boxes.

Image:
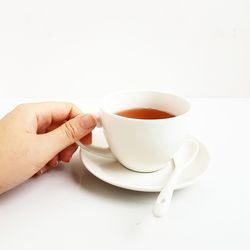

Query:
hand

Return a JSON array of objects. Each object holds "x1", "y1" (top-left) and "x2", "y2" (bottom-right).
[{"x1": 0, "y1": 102, "x2": 96, "y2": 194}]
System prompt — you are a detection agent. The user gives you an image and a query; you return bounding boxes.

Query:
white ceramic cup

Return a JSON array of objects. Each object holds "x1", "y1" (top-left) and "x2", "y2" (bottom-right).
[{"x1": 78, "y1": 91, "x2": 191, "y2": 173}]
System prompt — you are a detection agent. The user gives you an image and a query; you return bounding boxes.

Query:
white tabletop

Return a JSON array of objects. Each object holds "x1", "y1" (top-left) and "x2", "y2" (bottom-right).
[{"x1": 0, "y1": 98, "x2": 249, "y2": 250}]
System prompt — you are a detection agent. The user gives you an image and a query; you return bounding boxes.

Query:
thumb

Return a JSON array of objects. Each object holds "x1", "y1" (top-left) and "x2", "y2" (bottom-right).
[{"x1": 40, "y1": 114, "x2": 96, "y2": 157}]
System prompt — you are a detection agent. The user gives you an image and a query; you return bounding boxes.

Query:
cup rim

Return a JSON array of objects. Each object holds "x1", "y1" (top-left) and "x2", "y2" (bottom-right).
[{"x1": 99, "y1": 90, "x2": 190, "y2": 122}]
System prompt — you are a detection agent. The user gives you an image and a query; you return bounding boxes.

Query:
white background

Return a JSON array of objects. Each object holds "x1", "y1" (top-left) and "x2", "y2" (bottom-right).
[
  {"x1": 0, "y1": 0, "x2": 250, "y2": 98},
  {"x1": 1, "y1": 1, "x2": 250, "y2": 250}
]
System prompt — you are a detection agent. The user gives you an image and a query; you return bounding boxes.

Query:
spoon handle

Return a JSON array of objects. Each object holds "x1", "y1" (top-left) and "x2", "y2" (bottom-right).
[
  {"x1": 153, "y1": 139, "x2": 200, "y2": 218},
  {"x1": 152, "y1": 161, "x2": 180, "y2": 218}
]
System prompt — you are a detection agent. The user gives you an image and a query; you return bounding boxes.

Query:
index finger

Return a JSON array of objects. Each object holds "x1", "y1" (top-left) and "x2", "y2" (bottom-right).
[{"x1": 28, "y1": 102, "x2": 83, "y2": 132}]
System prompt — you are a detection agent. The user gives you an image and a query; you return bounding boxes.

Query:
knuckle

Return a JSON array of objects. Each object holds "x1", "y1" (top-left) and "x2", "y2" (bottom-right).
[
  {"x1": 15, "y1": 103, "x2": 34, "y2": 112},
  {"x1": 15, "y1": 103, "x2": 28, "y2": 110},
  {"x1": 65, "y1": 102, "x2": 76, "y2": 110},
  {"x1": 62, "y1": 122, "x2": 78, "y2": 141},
  {"x1": 66, "y1": 102, "x2": 81, "y2": 114}
]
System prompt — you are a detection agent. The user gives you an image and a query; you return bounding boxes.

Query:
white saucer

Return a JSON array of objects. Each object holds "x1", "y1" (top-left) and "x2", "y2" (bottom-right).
[{"x1": 80, "y1": 129, "x2": 210, "y2": 192}]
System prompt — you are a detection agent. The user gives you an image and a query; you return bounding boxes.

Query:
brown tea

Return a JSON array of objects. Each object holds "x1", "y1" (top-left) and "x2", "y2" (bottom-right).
[{"x1": 115, "y1": 108, "x2": 175, "y2": 120}]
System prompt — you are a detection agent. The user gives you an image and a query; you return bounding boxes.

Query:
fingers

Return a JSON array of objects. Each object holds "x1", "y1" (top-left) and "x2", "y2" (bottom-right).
[
  {"x1": 35, "y1": 132, "x2": 92, "y2": 176},
  {"x1": 80, "y1": 132, "x2": 92, "y2": 145},
  {"x1": 31, "y1": 102, "x2": 82, "y2": 133},
  {"x1": 38, "y1": 114, "x2": 96, "y2": 161},
  {"x1": 35, "y1": 155, "x2": 59, "y2": 176},
  {"x1": 59, "y1": 133, "x2": 92, "y2": 162},
  {"x1": 59, "y1": 143, "x2": 78, "y2": 162},
  {"x1": 12, "y1": 102, "x2": 83, "y2": 133},
  {"x1": 34, "y1": 102, "x2": 82, "y2": 120},
  {"x1": 37, "y1": 120, "x2": 63, "y2": 134}
]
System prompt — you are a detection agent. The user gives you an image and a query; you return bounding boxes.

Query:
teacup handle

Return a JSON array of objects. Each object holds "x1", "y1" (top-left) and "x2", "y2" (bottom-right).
[{"x1": 76, "y1": 114, "x2": 115, "y2": 159}]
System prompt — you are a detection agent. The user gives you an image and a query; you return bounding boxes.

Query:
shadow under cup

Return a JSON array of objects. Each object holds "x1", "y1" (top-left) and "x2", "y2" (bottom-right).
[{"x1": 98, "y1": 91, "x2": 191, "y2": 173}]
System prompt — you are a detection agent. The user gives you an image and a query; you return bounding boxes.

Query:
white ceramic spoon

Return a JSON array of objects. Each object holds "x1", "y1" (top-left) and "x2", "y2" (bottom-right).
[{"x1": 153, "y1": 139, "x2": 199, "y2": 218}]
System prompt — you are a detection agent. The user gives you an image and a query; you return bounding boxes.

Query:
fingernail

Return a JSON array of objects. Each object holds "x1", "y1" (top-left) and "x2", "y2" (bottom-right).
[
  {"x1": 80, "y1": 114, "x2": 96, "y2": 129},
  {"x1": 38, "y1": 168, "x2": 46, "y2": 175},
  {"x1": 65, "y1": 157, "x2": 71, "y2": 163},
  {"x1": 53, "y1": 160, "x2": 59, "y2": 168}
]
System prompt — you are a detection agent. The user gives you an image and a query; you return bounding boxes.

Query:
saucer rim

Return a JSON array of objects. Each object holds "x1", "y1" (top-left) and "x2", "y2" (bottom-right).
[{"x1": 80, "y1": 135, "x2": 209, "y2": 192}]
